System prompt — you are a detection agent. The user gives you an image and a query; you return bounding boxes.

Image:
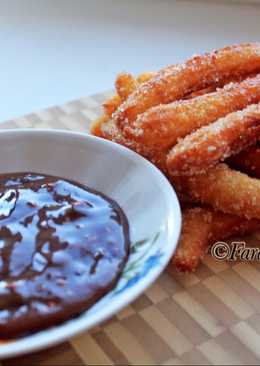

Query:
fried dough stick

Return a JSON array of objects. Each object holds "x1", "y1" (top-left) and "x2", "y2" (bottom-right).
[
  {"x1": 90, "y1": 115, "x2": 109, "y2": 138},
  {"x1": 104, "y1": 69, "x2": 252, "y2": 119},
  {"x1": 103, "y1": 72, "x2": 155, "y2": 117},
  {"x1": 90, "y1": 113, "x2": 168, "y2": 171},
  {"x1": 129, "y1": 75, "x2": 260, "y2": 148},
  {"x1": 167, "y1": 103, "x2": 260, "y2": 176},
  {"x1": 172, "y1": 207, "x2": 260, "y2": 272},
  {"x1": 115, "y1": 43, "x2": 260, "y2": 127},
  {"x1": 115, "y1": 73, "x2": 138, "y2": 100},
  {"x1": 103, "y1": 95, "x2": 121, "y2": 117},
  {"x1": 171, "y1": 164, "x2": 260, "y2": 219},
  {"x1": 115, "y1": 72, "x2": 155, "y2": 100},
  {"x1": 92, "y1": 118, "x2": 168, "y2": 172},
  {"x1": 96, "y1": 72, "x2": 153, "y2": 134},
  {"x1": 97, "y1": 76, "x2": 236, "y2": 146},
  {"x1": 101, "y1": 70, "x2": 252, "y2": 128},
  {"x1": 227, "y1": 144, "x2": 260, "y2": 178},
  {"x1": 92, "y1": 71, "x2": 168, "y2": 169}
]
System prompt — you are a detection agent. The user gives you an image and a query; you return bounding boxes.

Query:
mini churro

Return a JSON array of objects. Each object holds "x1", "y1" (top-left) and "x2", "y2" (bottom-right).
[
  {"x1": 167, "y1": 103, "x2": 260, "y2": 175},
  {"x1": 172, "y1": 207, "x2": 260, "y2": 272},
  {"x1": 115, "y1": 43, "x2": 260, "y2": 127},
  {"x1": 129, "y1": 75, "x2": 260, "y2": 149},
  {"x1": 172, "y1": 164, "x2": 260, "y2": 219},
  {"x1": 227, "y1": 144, "x2": 260, "y2": 178}
]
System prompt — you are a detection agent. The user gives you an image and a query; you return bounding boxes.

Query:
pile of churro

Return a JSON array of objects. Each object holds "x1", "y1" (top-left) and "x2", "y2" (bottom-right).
[{"x1": 91, "y1": 43, "x2": 260, "y2": 272}]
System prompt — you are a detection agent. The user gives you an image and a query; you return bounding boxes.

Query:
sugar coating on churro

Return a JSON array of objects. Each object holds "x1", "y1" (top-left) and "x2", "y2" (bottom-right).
[
  {"x1": 102, "y1": 72, "x2": 154, "y2": 117},
  {"x1": 101, "y1": 118, "x2": 168, "y2": 172},
  {"x1": 172, "y1": 208, "x2": 212, "y2": 272},
  {"x1": 176, "y1": 164, "x2": 260, "y2": 219},
  {"x1": 115, "y1": 73, "x2": 137, "y2": 101},
  {"x1": 227, "y1": 144, "x2": 260, "y2": 178},
  {"x1": 128, "y1": 74, "x2": 260, "y2": 148},
  {"x1": 173, "y1": 207, "x2": 260, "y2": 272},
  {"x1": 114, "y1": 43, "x2": 260, "y2": 127},
  {"x1": 167, "y1": 103, "x2": 260, "y2": 175},
  {"x1": 103, "y1": 95, "x2": 121, "y2": 117}
]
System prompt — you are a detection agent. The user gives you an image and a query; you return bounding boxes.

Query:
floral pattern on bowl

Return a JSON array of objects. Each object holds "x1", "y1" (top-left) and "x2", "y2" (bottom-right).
[{"x1": 113, "y1": 231, "x2": 163, "y2": 296}]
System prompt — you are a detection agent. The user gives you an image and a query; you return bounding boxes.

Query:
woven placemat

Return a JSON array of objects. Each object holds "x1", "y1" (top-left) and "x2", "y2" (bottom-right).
[{"x1": 1, "y1": 91, "x2": 260, "y2": 366}]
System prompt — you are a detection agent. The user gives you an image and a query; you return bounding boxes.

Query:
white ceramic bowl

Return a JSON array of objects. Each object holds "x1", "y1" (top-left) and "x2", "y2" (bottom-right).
[{"x1": 0, "y1": 129, "x2": 181, "y2": 359}]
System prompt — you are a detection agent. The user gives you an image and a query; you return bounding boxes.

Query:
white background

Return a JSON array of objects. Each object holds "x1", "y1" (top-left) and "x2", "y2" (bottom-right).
[{"x1": 0, "y1": 0, "x2": 260, "y2": 122}]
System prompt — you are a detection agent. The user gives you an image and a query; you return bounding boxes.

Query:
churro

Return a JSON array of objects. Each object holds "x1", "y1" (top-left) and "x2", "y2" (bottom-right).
[
  {"x1": 100, "y1": 118, "x2": 168, "y2": 171},
  {"x1": 173, "y1": 207, "x2": 260, "y2": 272},
  {"x1": 115, "y1": 73, "x2": 137, "y2": 101},
  {"x1": 227, "y1": 144, "x2": 260, "y2": 178},
  {"x1": 172, "y1": 164, "x2": 260, "y2": 219},
  {"x1": 167, "y1": 103, "x2": 260, "y2": 175},
  {"x1": 90, "y1": 114, "x2": 109, "y2": 138},
  {"x1": 115, "y1": 43, "x2": 260, "y2": 128},
  {"x1": 103, "y1": 95, "x2": 121, "y2": 117},
  {"x1": 128, "y1": 75, "x2": 260, "y2": 148},
  {"x1": 103, "y1": 72, "x2": 154, "y2": 117}
]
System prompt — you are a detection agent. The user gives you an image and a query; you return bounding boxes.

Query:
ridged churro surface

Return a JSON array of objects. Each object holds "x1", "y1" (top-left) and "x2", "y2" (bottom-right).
[
  {"x1": 129, "y1": 75, "x2": 260, "y2": 148},
  {"x1": 175, "y1": 164, "x2": 260, "y2": 219},
  {"x1": 173, "y1": 207, "x2": 260, "y2": 272},
  {"x1": 228, "y1": 144, "x2": 260, "y2": 178},
  {"x1": 167, "y1": 103, "x2": 260, "y2": 175},
  {"x1": 115, "y1": 43, "x2": 260, "y2": 127}
]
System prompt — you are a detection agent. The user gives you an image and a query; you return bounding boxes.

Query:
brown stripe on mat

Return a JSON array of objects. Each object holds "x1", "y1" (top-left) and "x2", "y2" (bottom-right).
[
  {"x1": 104, "y1": 322, "x2": 155, "y2": 365},
  {"x1": 231, "y1": 321, "x2": 260, "y2": 360},
  {"x1": 215, "y1": 329, "x2": 260, "y2": 365},
  {"x1": 92, "y1": 331, "x2": 129, "y2": 366},
  {"x1": 140, "y1": 306, "x2": 193, "y2": 356},
  {"x1": 130, "y1": 294, "x2": 153, "y2": 312},
  {"x1": 173, "y1": 291, "x2": 224, "y2": 337},
  {"x1": 250, "y1": 260, "x2": 260, "y2": 272},
  {"x1": 71, "y1": 333, "x2": 113, "y2": 366},
  {"x1": 193, "y1": 262, "x2": 214, "y2": 281},
  {"x1": 203, "y1": 276, "x2": 255, "y2": 320},
  {"x1": 121, "y1": 313, "x2": 175, "y2": 364},
  {"x1": 3, "y1": 342, "x2": 84, "y2": 366},
  {"x1": 198, "y1": 339, "x2": 241, "y2": 365},
  {"x1": 157, "y1": 298, "x2": 210, "y2": 345},
  {"x1": 233, "y1": 263, "x2": 260, "y2": 292},
  {"x1": 218, "y1": 268, "x2": 260, "y2": 311},
  {"x1": 180, "y1": 348, "x2": 211, "y2": 365},
  {"x1": 247, "y1": 314, "x2": 260, "y2": 336},
  {"x1": 167, "y1": 267, "x2": 200, "y2": 288},
  {"x1": 188, "y1": 282, "x2": 239, "y2": 327},
  {"x1": 156, "y1": 272, "x2": 183, "y2": 296},
  {"x1": 144, "y1": 282, "x2": 169, "y2": 304},
  {"x1": 203, "y1": 254, "x2": 230, "y2": 273},
  {"x1": 116, "y1": 305, "x2": 136, "y2": 320}
]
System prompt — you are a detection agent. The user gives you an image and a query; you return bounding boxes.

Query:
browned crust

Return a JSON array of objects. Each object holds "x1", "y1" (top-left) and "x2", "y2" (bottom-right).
[
  {"x1": 114, "y1": 43, "x2": 260, "y2": 127},
  {"x1": 167, "y1": 103, "x2": 260, "y2": 175},
  {"x1": 172, "y1": 206, "x2": 260, "y2": 272},
  {"x1": 171, "y1": 164, "x2": 260, "y2": 219}
]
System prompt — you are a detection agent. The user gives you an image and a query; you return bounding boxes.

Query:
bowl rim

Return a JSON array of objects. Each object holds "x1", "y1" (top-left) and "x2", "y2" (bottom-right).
[{"x1": 0, "y1": 128, "x2": 182, "y2": 359}]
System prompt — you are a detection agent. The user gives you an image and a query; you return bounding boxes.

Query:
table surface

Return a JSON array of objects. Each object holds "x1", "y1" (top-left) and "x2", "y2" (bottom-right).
[
  {"x1": 0, "y1": 91, "x2": 260, "y2": 366},
  {"x1": 0, "y1": 0, "x2": 260, "y2": 123}
]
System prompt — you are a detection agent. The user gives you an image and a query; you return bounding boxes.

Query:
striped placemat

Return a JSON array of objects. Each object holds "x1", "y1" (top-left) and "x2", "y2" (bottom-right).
[{"x1": 1, "y1": 91, "x2": 260, "y2": 366}]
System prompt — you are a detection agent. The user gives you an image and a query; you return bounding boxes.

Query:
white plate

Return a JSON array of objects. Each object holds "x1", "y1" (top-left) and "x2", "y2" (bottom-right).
[{"x1": 0, "y1": 129, "x2": 181, "y2": 359}]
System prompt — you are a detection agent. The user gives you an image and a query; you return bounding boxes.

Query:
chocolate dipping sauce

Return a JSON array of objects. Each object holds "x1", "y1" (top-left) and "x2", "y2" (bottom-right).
[{"x1": 0, "y1": 173, "x2": 130, "y2": 338}]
